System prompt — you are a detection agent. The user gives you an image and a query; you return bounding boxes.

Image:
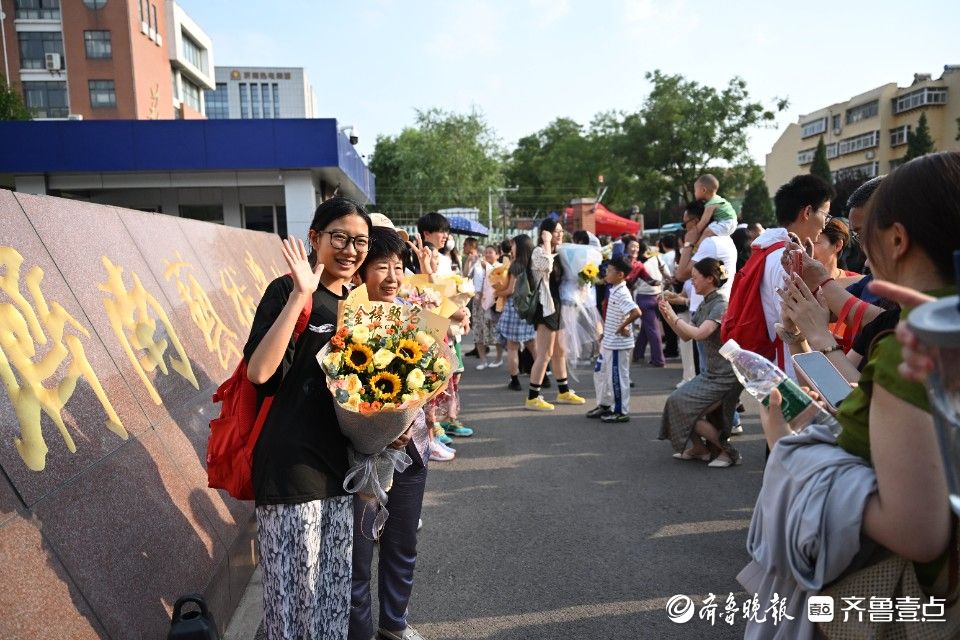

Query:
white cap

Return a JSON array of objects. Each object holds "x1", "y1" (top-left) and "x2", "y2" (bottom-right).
[
  {"x1": 369, "y1": 213, "x2": 395, "y2": 229},
  {"x1": 718, "y1": 339, "x2": 741, "y2": 360}
]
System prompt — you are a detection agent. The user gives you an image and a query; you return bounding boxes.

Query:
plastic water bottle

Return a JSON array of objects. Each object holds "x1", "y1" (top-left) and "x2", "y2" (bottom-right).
[{"x1": 719, "y1": 339, "x2": 840, "y2": 434}]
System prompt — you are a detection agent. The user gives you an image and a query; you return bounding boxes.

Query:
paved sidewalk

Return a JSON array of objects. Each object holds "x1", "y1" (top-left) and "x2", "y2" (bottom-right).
[{"x1": 227, "y1": 355, "x2": 767, "y2": 639}]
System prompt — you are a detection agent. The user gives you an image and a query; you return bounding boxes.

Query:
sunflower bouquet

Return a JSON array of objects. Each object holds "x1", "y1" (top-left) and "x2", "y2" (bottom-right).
[
  {"x1": 318, "y1": 290, "x2": 452, "y2": 455},
  {"x1": 578, "y1": 262, "x2": 601, "y2": 285},
  {"x1": 317, "y1": 286, "x2": 452, "y2": 533},
  {"x1": 431, "y1": 273, "x2": 476, "y2": 307}
]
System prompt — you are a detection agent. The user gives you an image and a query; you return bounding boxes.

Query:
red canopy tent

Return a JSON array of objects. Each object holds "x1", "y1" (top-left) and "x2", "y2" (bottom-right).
[{"x1": 564, "y1": 202, "x2": 641, "y2": 237}]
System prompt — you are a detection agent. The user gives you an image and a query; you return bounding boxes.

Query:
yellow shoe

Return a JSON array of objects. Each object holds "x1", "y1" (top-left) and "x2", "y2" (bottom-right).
[
  {"x1": 525, "y1": 396, "x2": 555, "y2": 411},
  {"x1": 555, "y1": 390, "x2": 586, "y2": 405}
]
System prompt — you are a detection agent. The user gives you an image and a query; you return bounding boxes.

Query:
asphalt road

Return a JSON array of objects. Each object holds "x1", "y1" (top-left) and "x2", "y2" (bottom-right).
[{"x1": 396, "y1": 352, "x2": 769, "y2": 640}]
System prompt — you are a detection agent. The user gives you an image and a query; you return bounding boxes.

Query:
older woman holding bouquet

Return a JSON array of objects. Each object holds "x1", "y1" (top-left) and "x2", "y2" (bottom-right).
[
  {"x1": 349, "y1": 225, "x2": 431, "y2": 640},
  {"x1": 657, "y1": 258, "x2": 743, "y2": 468}
]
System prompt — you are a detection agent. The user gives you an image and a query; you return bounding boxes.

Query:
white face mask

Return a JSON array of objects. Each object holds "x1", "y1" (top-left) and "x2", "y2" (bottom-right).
[{"x1": 445, "y1": 238, "x2": 456, "y2": 251}]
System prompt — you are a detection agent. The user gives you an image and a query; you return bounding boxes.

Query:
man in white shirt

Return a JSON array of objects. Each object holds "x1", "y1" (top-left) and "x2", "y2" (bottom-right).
[
  {"x1": 750, "y1": 174, "x2": 833, "y2": 378},
  {"x1": 674, "y1": 202, "x2": 738, "y2": 314}
]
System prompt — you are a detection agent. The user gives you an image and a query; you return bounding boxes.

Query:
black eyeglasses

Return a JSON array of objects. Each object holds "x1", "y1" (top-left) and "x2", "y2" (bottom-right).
[{"x1": 320, "y1": 230, "x2": 369, "y2": 252}]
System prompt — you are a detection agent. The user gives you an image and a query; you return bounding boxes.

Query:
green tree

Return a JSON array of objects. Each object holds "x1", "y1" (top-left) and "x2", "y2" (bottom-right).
[
  {"x1": 0, "y1": 76, "x2": 31, "y2": 120},
  {"x1": 614, "y1": 70, "x2": 785, "y2": 206},
  {"x1": 369, "y1": 108, "x2": 504, "y2": 220},
  {"x1": 904, "y1": 111, "x2": 935, "y2": 161},
  {"x1": 810, "y1": 137, "x2": 832, "y2": 183},
  {"x1": 505, "y1": 115, "x2": 641, "y2": 216},
  {"x1": 740, "y1": 176, "x2": 775, "y2": 227}
]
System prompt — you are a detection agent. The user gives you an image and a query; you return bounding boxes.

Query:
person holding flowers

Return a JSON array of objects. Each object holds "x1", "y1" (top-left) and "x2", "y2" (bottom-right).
[
  {"x1": 244, "y1": 196, "x2": 371, "y2": 640},
  {"x1": 526, "y1": 218, "x2": 586, "y2": 410},
  {"x1": 349, "y1": 225, "x2": 432, "y2": 640}
]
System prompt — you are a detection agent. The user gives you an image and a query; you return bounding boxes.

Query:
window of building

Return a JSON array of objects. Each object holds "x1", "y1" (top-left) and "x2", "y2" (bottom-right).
[
  {"x1": 893, "y1": 87, "x2": 948, "y2": 114},
  {"x1": 831, "y1": 113, "x2": 841, "y2": 132},
  {"x1": 18, "y1": 31, "x2": 64, "y2": 69},
  {"x1": 825, "y1": 142, "x2": 838, "y2": 159},
  {"x1": 14, "y1": 0, "x2": 60, "y2": 20},
  {"x1": 82, "y1": 0, "x2": 107, "y2": 8},
  {"x1": 890, "y1": 125, "x2": 911, "y2": 147},
  {"x1": 171, "y1": 69, "x2": 179, "y2": 100},
  {"x1": 88, "y1": 80, "x2": 116, "y2": 108},
  {"x1": 179, "y1": 205, "x2": 224, "y2": 225},
  {"x1": 845, "y1": 100, "x2": 878, "y2": 125},
  {"x1": 138, "y1": 0, "x2": 144, "y2": 23},
  {"x1": 84, "y1": 31, "x2": 112, "y2": 59},
  {"x1": 205, "y1": 83, "x2": 229, "y2": 119},
  {"x1": 181, "y1": 33, "x2": 203, "y2": 71},
  {"x1": 22, "y1": 81, "x2": 67, "y2": 117},
  {"x1": 181, "y1": 79, "x2": 201, "y2": 112},
  {"x1": 250, "y1": 83, "x2": 261, "y2": 118},
  {"x1": 243, "y1": 205, "x2": 277, "y2": 232},
  {"x1": 260, "y1": 83, "x2": 270, "y2": 118},
  {"x1": 150, "y1": 3, "x2": 157, "y2": 32},
  {"x1": 272, "y1": 83, "x2": 280, "y2": 118},
  {"x1": 837, "y1": 130, "x2": 880, "y2": 156},
  {"x1": 832, "y1": 161, "x2": 879, "y2": 183},
  {"x1": 889, "y1": 158, "x2": 906, "y2": 172},
  {"x1": 797, "y1": 148, "x2": 815, "y2": 165},
  {"x1": 800, "y1": 117, "x2": 827, "y2": 139},
  {"x1": 239, "y1": 83, "x2": 249, "y2": 118}
]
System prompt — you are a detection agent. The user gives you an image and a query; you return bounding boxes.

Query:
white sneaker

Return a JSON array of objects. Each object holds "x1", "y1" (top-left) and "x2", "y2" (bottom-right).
[
  {"x1": 488, "y1": 359, "x2": 503, "y2": 368},
  {"x1": 476, "y1": 361, "x2": 488, "y2": 370},
  {"x1": 675, "y1": 378, "x2": 693, "y2": 389}
]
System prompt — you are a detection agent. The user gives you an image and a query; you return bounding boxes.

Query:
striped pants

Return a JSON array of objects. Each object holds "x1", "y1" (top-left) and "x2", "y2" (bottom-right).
[{"x1": 593, "y1": 347, "x2": 632, "y2": 414}]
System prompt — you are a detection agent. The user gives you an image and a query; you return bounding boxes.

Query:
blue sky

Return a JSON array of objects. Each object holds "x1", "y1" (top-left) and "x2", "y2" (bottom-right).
[{"x1": 180, "y1": 0, "x2": 959, "y2": 166}]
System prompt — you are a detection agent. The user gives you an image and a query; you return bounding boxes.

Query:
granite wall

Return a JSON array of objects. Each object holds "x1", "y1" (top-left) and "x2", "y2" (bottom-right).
[{"x1": 0, "y1": 191, "x2": 286, "y2": 639}]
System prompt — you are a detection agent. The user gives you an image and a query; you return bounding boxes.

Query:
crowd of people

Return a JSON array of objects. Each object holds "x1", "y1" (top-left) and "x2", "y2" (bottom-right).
[{"x1": 240, "y1": 150, "x2": 960, "y2": 639}]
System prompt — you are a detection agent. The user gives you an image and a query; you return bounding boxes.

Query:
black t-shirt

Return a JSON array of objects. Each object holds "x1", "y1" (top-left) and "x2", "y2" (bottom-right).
[
  {"x1": 243, "y1": 276, "x2": 351, "y2": 505},
  {"x1": 851, "y1": 307, "x2": 901, "y2": 372}
]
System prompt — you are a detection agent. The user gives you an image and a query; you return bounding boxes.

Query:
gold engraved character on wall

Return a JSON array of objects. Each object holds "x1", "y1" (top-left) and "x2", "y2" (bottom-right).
[
  {"x1": 220, "y1": 266, "x2": 256, "y2": 331},
  {"x1": 243, "y1": 250, "x2": 269, "y2": 295},
  {"x1": 98, "y1": 256, "x2": 199, "y2": 405},
  {"x1": 0, "y1": 247, "x2": 128, "y2": 472},
  {"x1": 163, "y1": 252, "x2": 242, "y2": 370}
]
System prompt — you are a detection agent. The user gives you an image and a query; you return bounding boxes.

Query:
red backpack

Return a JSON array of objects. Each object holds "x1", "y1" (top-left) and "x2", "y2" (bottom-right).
[
  {"x1": 207, "y1": 295, "x2": 312, "y2": 500},
  {"x1": 721, "y1": 241, "x2": 785, "y2": 362}
]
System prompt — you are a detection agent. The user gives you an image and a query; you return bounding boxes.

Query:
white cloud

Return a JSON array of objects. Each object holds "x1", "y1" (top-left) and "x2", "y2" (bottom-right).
[
  {"x1": 529, "y1": 0, "x2": 571, "y2": 25},
  {"x1": 621, "y1": 0, "x2": 699, "y2": 34},
  {"x1": 424, "y1": 3, "x2": 503, "y2": 59}
]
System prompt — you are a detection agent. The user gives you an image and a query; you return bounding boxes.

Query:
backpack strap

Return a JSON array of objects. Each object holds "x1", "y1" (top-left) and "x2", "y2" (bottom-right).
[
  {"x1": 284, "y1": 272, "x2": 314, "y2": 340},
  {"x1": 293, "y1": 296, "x2": 312, "y2": 339}
]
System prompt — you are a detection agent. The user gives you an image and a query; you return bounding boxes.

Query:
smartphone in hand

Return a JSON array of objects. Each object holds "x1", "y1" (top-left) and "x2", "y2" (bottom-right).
[{"x1": 792, "y1": 351, "x2": 854, "y2": 412}]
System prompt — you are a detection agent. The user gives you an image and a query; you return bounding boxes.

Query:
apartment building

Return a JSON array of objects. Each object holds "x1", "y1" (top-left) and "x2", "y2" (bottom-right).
[
  {"x1": 765, "y1": 65, "x2": 960, "y2": 194},
  {"x1": 205, "y1": 66, "x2": 316, "y2": 120},
  {"x1": 0, "y1": 0, "x2": 214, "y2": 120}
]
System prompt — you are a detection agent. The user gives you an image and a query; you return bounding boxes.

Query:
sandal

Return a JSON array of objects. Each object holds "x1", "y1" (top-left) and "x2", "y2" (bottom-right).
[
  {"x1": 673, "y1": 449, "x2": 711, "y2": 462},
  {"x1": 707, "y1": 451, "x2": 743, "y2": 468}
]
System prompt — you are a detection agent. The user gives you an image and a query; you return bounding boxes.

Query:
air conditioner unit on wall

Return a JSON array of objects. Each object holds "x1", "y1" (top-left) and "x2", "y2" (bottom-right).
[
  {"x1": 44, "y1": 53, "x2": 62, "y2": 71},
  {"x1": 833, "y1": 127, "x2": 842, "y2": 135}
]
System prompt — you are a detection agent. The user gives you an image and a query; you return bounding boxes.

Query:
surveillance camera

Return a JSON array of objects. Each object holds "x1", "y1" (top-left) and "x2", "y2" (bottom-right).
[{"x1": 340, "y1": 124, "x2": 359, "y2": 145}]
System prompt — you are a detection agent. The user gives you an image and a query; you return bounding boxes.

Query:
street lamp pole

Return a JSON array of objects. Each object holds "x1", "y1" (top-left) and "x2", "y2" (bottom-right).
[
  {"x1": 1, "y1": 8, "x2": 10, "y2": 86},
  {"x1": 490, "y1": 186, "x2": 518, "y2": 239}
]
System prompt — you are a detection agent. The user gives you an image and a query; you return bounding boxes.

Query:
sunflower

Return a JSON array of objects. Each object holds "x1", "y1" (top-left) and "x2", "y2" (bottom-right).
[
  {"x1": 344, "y1": 343, "x2": 374, "y2": 371},
  {"x1": 395, "y1": 339, "x2": 423, "y2": 364},
  {"x1": 370, "y1": 371, "x2": 402, "y2": 402}
]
